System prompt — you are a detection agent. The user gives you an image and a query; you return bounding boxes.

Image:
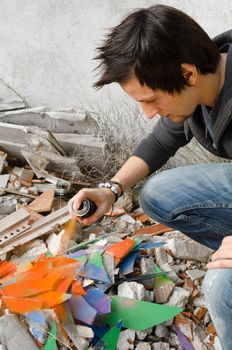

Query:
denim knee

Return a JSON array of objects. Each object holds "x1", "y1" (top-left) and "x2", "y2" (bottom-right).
[
  {"x1": 202, "y1": 269, "x2": 232, "y2": 345},
  {"x1": 139, "y1": 175, "x2": 172, "y2": 223}
]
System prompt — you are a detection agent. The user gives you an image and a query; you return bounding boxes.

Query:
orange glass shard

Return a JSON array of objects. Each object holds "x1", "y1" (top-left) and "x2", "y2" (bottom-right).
[
  {"x1": 30, "y1": 291, "x2": 71, "y2": 308},
  {"x1": 2, "y1": 259, "x2": 80, "y2": 298},
  {"x1": 71, "y1": 280, "x2": 86, "y2": 296},
  {"x1": 2, "y1": 296, "x2": 43, "y2": 314},
  {"x1": 0, "y1": 261, "x2": 16, "y2": 279},
  {"x1": 105, "y1": 238, "x2": 136, "y2": 265},
  {"x1": 2, "y1": 275, "x2": 55, "y2": 297},
  {"x1": 56, "y1": 276, "x2": 74, "y2": 293}
]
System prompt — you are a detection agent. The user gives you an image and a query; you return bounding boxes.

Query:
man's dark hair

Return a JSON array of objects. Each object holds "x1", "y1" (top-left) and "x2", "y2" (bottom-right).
[{"x1": 94, "y1": 5, "x2": 220, "y2": 93}]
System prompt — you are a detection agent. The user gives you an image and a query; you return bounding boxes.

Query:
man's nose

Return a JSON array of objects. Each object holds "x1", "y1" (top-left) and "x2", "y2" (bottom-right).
[{"x1": 140, "y1": 102, "x2": 159, "y2": 119}]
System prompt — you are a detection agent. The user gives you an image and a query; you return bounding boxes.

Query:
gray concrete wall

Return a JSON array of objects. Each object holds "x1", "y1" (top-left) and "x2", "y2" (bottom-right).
[{"x1": 0, "y1": 0, "x2": 231, "y2": 111}]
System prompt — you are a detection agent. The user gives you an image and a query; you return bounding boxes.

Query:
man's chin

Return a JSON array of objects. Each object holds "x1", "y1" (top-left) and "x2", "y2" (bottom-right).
[{"x1": 168, "y1": 115, "x2": 189, "y2": 123}]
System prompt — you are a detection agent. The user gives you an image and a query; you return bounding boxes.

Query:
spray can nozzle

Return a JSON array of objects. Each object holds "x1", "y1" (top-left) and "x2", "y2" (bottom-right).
[{"x1": 71, "y1": 199, "x2": 97, "y2": 219}]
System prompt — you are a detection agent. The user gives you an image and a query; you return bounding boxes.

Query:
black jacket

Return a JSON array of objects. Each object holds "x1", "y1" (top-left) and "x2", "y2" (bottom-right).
[{"x1": 133, "y1": 30, "x2": 232, "y2": 175}]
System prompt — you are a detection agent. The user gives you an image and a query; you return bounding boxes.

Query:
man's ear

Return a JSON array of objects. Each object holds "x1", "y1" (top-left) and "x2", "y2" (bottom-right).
[{"x1": 181, "y1": 63, "x2": 198, "y2": 86}]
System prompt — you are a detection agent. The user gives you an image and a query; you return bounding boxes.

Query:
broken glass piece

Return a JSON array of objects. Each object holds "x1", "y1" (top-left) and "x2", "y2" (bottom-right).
[
  {"x1": 119, "y1": 251, "x2": 140, "y2": 276},
  {"x1": 95, "y1": 321, "x2": 121, "y2": 350},
  {"x1": 137, "y1": 241, "x2": 165, "y2": 249},
  {"x1": 84, "y1": 288, "x2": 111, "y2": 314},
  {"x1": 105, "y1": 238, "x2": 136, "y2": 265},
  {"x1": 69, "y1": 294, "x2": 97, "y2": 325},
  {"x1": 106, "y1": 296, "x2": 182, "y2": 330},
  {"x1": 79, "y1": 260, "x2": 110, "y2": 284},
  {"x1": 42, "y1": 321, "x2": 56, "y2": 350},
  {"x1": 172, "y1": 324, "x2": 195, "y2": 350}
]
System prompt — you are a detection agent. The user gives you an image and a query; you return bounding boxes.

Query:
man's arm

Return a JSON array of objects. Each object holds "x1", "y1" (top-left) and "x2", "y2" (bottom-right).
[
  {"x1": 111, "y1": 156, "x2": 150, "y2": 192},
  {"x1": 68, "y1": 156, "x2": 149, "y2": 225}
]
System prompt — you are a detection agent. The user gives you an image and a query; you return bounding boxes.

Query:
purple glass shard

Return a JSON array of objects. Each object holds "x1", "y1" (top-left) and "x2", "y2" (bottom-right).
[
  {"x1": 84, "y1": 288, "x2": 111, "y2": 314},
  {"x1": 69, "y1": 295, "x2": 97, "y2": 325}
]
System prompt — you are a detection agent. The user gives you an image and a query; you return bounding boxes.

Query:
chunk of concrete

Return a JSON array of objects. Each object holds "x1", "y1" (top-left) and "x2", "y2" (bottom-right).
[
  {"x1": 118, "y1": 281, "x2": 146, "y2": 300},
  {"x1": 117, "y1": 329, "x2": 135, "y2": 350},
  {"x1": 151, "y1": 342, "x2": 170, "y2": 350},
  {"x1": 154, "y1": 324, "x2": 169, "y2": 338},
  {"x1": 165, "y1": 287, "x2": 190, "y2": 308},
  {"x1": 155, "y1": 247, "x2": 168, "y2": 267},
  {"x1": 136, "y1": 328, "x2": 153, "y2": 341},
  {"x1": 76, "y1": 325, "x2": 94, "y2": 339},
  {"x1": 0, "y1": 314, "x2": 39, "y2": 350},
  {"x1": 186, "y1": 269, "x2": 206, "y2": 281},
  {"x1": 166, "y1": 238, "x2": 212, "y2": 262},
  {"x1": 135, "y1": 342, "x2": 151, "y2": 350}
]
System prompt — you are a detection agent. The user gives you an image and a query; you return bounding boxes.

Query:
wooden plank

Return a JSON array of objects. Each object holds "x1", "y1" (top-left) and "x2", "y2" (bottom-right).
[
  {"x1": 0, "y1": 206, "x2": 70, "y2": 255},
  {"x1": 27, "y1": 189, "x2": 55, "y2": 213},
  {"x1": 0, "y1": 208, "x2": 30, "y2": 247}
]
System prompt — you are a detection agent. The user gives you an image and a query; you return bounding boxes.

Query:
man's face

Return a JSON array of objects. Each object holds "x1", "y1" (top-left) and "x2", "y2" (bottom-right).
[{"x1": 120, "y1": 74, "x2": 200, "y2": 123}]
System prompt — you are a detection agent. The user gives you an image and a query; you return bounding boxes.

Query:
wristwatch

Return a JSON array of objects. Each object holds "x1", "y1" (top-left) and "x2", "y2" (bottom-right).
[{"x1": 98, "y1": 180, "x2": 123, "y2": 202}]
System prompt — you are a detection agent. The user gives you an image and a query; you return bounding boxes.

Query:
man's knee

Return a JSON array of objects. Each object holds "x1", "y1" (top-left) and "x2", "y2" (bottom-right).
[
  {"x1": 139, "y1": 173, "x2": 173, "y2": 222},
  {"x1": 203, "y1": 269, "x2": 232, "y2": 317}
]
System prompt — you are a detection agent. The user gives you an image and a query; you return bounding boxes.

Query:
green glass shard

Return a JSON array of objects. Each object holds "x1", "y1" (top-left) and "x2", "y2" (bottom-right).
[
  {"x1": 75, "y1": 255, "x2": 88, "y2": 263},
  {"x1": 90, "y1": 250, "x2": 104, "y2": 269},
  {"x1": 65, "y1": 234, "x2": 109, "y2": 253},
  {"x1": 106, "y1": 296, "x2": 182, "y2": 330},
  {"x1": 46, "y1": 252, "x2": 54, "y2": 258},
  {"x1": 42, "y1": 322, "x2": 56, "y2": 350},
  {"x1": 95, "y1": 324, "x2": 121, "y2": 350},
  {"x1": 154, "y1": 265, "x2": 174, "y2": 288}
]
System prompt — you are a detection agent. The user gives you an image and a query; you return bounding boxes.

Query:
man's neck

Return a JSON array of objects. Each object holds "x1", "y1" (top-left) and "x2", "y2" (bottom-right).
[{"x1": 199, "y1": 53, "x2": 227, "y2": 107}]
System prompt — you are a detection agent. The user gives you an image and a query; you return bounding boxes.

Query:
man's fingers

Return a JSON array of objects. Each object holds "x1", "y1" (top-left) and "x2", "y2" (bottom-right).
[
  {"x1": 212, "y1": 248, "x2": 232, "y2": 261},
  {"x1": 207, "y1": 259, "x2": 232, "y2": 269}
]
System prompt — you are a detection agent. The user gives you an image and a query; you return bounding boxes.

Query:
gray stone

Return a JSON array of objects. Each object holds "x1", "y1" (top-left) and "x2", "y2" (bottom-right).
[
  {"x1": 155, "y1": 247, "x2": 168, "y2": 267},
  {"x1": 166, "y1": 238, "x2": 212, "y2": 262},
  {"x1": 118, "y1": 282, "x2": 146, "y2": 300},
  {"x1": 159, "y1": 263, "x2": 179, "y2": 282},
  {"x1": 117, "y1": 329, "x2": 135, "y2": 350},
  {"x1": 0, "y1": 314, "x2": 39, "y2": 350},
  {"x1": 186, "y1": 269, "x2": 206, "y2": 281},
  {"x1": 140, "y1": 257, "x2": 156, "y2": 275},
  {"x1": 191, "y1": 323, "x2": 208, "y2": 350},
  {"x1": 151, "y1": 342, "x2": 170, "y2": 350},
  {"x1": 136, "y1": 328, "x2": 153, "y2": 341},
  {"x1": 165, "y1": 287, "x2": 190, "y2": 308},
  {"x1": 135, "y1": 342, "x2": 151, "y2": 350},
  {"x1": 76, "y1": 325, "x2": 94, "y2": 338},
  {"x1": 154, "y1": 324, "x2": 169, "y2": 338},
  {"x1": 169, "y1": 332, "x2": 181, "y2": 347},
  {"x1": 203, "y1": 311, "x2": 211, "y2": 325},
  {"x1": 193, "y1": 296, "x2": 206, "y2": 308},
  {"x1": 144, "y1": 290, "x2": 154, "y2": 302}
]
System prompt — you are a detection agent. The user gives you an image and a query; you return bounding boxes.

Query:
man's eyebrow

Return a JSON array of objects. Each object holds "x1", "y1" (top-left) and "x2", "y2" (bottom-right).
[{"x1": 136, "y1": 96, "x2": 157, "y2": 103}]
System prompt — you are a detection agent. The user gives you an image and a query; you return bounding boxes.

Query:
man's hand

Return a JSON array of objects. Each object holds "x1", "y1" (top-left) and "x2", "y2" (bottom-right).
[
  {"x1": 68, "y1": 188, "x2": 115, "y2": 225},
  {"x1": 207, "y1": 236, "x2": 232, "y2": 269}
]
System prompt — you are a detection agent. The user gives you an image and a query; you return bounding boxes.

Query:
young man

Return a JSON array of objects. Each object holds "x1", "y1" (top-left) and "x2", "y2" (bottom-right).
[{"x1": 70, "y1": 5, "x2": 232, "y2": 348}]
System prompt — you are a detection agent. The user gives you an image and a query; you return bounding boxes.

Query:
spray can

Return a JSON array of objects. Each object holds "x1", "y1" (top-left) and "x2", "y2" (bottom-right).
[{"x1": 71, "y1": 199, "x2": 97, "y2": 219}]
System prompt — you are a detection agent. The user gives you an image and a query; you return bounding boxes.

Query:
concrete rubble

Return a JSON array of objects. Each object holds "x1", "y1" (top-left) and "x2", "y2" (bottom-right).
[{"x1": 0, "y1": 85, "x2": 219, "y2": 349}]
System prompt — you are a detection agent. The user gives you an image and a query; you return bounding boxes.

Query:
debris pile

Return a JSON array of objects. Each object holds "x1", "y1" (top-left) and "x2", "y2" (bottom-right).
[
  {"x1": 0, "y1": 193, "x2": 221, "y2": 349},
  {"x1": 0, "y1": 84, "x2": 221, "y2": 349}
]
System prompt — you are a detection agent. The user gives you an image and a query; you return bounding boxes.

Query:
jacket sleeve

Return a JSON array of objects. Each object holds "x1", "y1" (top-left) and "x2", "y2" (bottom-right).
[{"x1": 132, "y1": 117, "x2": 193, "y2": 175}]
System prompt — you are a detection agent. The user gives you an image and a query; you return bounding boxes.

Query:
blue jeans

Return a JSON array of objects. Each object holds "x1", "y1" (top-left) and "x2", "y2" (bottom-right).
[{"x1": 140, "y1": 163, "x2": 232, "y2": 350}]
